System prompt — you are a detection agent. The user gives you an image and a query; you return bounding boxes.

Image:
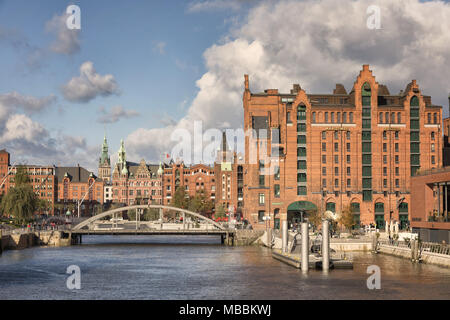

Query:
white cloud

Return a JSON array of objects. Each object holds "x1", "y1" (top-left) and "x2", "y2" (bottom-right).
[
  {"x1": 61, "y1": 61, "x2": 120, "y2": 103},
  {"x1": 45, "y1": 10, "x2": 81, "y2": 55},
  {"x1": 125, "y1": 0, "x2": 450, "y2": 165},
  {"x1": 97, "y1": 105, "x2": 140, "y2": 124},
  {"x1": 187, "y1": 0, "x2": 244, "y2": 12},
  {"x1": 0, "y1": 91, "x2": 56, "y2": 114}
]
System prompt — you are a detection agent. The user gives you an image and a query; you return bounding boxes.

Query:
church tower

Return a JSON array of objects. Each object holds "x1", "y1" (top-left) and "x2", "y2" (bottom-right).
[{"x1": 98, "y1": 134, "x2": 111, "y2": 182}]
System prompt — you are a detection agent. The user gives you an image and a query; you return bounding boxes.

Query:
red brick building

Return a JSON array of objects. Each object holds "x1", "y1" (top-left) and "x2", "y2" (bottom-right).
[
  {"x1": 243, "y1": 65, "x2": 442, "y2": 230},
  {"x1": 411, "y1": 168, "x2": 450, "y2": 243},
  {"x1": 162, "y1": 161, "x2": 215, "y2": 206},
  {"x1": 111, "y1": 140, "x2": 163, "y2": 206},
  {"x1": 55, "y1": 166, "x2": 104, "y2": 216},
  {"x1": 0, "y1": 149, "x2": 10, "y2": 196}
]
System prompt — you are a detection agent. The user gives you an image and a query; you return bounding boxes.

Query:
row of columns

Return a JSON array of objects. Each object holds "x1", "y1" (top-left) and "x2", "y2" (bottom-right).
[{"x1": 435, "y1": 182, "x2": 449, "y2": 221}]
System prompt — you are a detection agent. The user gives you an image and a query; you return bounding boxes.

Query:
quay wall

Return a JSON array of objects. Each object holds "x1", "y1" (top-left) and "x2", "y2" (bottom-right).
[
  {"x1": 378, "y1": 243, "x2": 450, "y2": 268},
  {"x1": 0, "y1": 231, "x2": 71, "y2": 253}
]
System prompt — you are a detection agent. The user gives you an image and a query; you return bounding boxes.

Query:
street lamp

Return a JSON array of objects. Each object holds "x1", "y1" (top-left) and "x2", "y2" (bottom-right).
[{"x1": 77, "y1": 179, "x2": 96, "y2": 218}]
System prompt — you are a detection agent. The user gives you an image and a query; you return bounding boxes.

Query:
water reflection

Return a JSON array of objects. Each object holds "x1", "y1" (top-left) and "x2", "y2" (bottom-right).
[{"x1": 0, "y1": 235, "x2": 449, "y2": 299}]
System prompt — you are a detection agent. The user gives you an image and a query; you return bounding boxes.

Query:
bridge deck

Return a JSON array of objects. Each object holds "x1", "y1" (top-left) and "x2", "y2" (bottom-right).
[{"x1": 69, "y1": 229, "x2": 233, "y2": 236}]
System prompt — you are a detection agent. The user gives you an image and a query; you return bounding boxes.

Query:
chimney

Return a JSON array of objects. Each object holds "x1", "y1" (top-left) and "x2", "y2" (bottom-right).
[{"x1": 244, "y1": 74, "x2": 249, "y2": 91}]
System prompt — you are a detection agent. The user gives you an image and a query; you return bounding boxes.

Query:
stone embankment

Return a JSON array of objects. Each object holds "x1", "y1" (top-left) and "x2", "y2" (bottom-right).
[
  {"x1": 0, "y1": 230, "x2": 71, "y2": 254},
  {"x1": 233, "y1": 229, "x2": 265, "y2": 246}
]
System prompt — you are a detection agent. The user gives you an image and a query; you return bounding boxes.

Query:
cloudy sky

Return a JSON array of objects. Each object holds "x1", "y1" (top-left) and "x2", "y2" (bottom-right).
[{"x1": 0, "y1": 0, "x2": 449, "y2": 172}]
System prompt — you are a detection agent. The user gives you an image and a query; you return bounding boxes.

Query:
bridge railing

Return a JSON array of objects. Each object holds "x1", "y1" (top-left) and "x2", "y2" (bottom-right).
[{"x1": 420, "y1": 242, "x2": 450, "y2": 256}]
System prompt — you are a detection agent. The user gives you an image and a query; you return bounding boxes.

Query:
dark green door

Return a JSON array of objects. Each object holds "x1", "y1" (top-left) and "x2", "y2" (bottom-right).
[
  {"x1": 399, "y1": 214, "x2": 409, "y2": 230},
  {"x1": 375, "y1": 214, "x2": 385, "y2": 230},
  {"x1": 274, "y1": 218, "x2": 280, "y2": 230}
]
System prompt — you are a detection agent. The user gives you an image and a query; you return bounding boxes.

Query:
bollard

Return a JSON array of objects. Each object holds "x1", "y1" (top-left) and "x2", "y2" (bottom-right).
[
  {"x1": 266, "y1": 228, "x2": 273, "y2": 248},
  {"x1": 322, "y1": 220, "x2": 330, "y2": 271},
  {"x1": 282, "y1": 220, "x2": 288, "y2": 254},
  {"x1": 372, "y1": 233, "x2": 378, "y2": 253},
  {"x1": 301, "y1": 222, "x2": 309, "y2": 272}
]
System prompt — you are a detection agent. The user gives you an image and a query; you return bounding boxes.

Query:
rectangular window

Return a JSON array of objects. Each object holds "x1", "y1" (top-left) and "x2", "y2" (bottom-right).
[
  {"x1": 298, "y1": 173, "x2": 307, "y2": 182},
  {"x1": 347, "y1": 155, "x2": 351, "y2": 164},
  {"x1": 395, "y1": 155, "x2": 399, "y2": 164},
  {"x1": 274, "y1": 165, "x2": 280, "y2": 180},
  {"x1": 298, "y1": 147, "x2": 306, "y2": 157},
  {"x1": 362, "y1": 131, "x2": 371, "y2": 141},
  {"x1": 259, "y1": 193, "x2": 265, "y2": 205},
  {"x1": 383, "y1": 155, "x2": 387, "y2": 164},
  {"x1": 383, "y1": 143, "x2": 387, "y2": 152},
  {"x1": 362, "y1": 154, "x2": 371, "y2": 165},
  {"x1": 322, "y1": 155, "x2": 326, "y2": 164},
  {"x1": 335, "y1": 179, "x2": 339, "y2": 188},
  {"x1": 334, "y1": 167, "x2": 339, "y2": 175},
  {"x1": 383, "y1": 167, "x2": 387, "y2": 176},
  {"x1": 334, "y1": 155, "x2": 339, "y2": 164},
  {"x1": 258, "y1": 211, "x2": 265, "y2": 222},
  {"x1": 362, "y1": 96, "x2": 371, "y2": 106},
  {"x1": 297, "y1": 123, "x2": 306, "y2": 132},
  {"x1": 363, "y1": 178, "x2": 372, "y2": 189},
  {"x1": 395, "y1": 143, "x2": 399, "y2": 152},
  {"x1": 297, "y1": 135, "x2": 306, "y2": 144},
  {"x1": 297, "y1": 186, "x2": 307, "y2": 195},
  {"x1": 322, "y1": 131, "x2": 326, "y2": 139},
  {"x1": 259, "y1": 175, "x2": 265, "y2": 186},
  {"x1": 395, "y1": 179, "x2": 399, "y2": 188},
  {"x1": 334, "y1": 143, "x2": 338, "y2": 152},
  {"x1": 363, "y1": 190, "x2": 372, "y2": 201},
  {"x1": 362, "y1": 166, "x2": 371, "y2": 177},
  {"x1": 298, "y1": 160, "x2": 307, "y2": 170},
  {"x1": 346, "y1": 131, "x2": 350, "y2": 140},
  {"x1": 411, "y1": 143, "x2": 420, "y2": 153},
  {"x1": 287, "y1": 112, "x2": 291, "y2": 123},
  {"x1": 362, "y1": 119, "x2": 371, "y2": 129},
  {"x1": 395, "y1": 167, "x2": 399, "y2": 176},
  {"x1": 410, "y1": 109, "x2": 419, "y2": 118},
  {"x1": 347, "y1": 179, "x2": 351, "y2": 187},
  {"x1": 274, "y1": 184, "x2": 280, "y2": 198},
  {"x1": 411, "y1": 154, "x2": 420, "y2": 165},
  {"x1": 334, "y1": 131, "x2": 338, "y2": 140},
  {"x1": 362, "y1": 142, "x2": 371, "y2": 153},
  {"x1": 322, "y1": 179, "x2": 327, "y2": 187},
  {"x1": 383, "y1": 179, "x2": 387, "y2": 188},
  {"x1": 347, "y1": 167, "x2": 351, "y2": 175},
  {"x1": 410, "y1": 132, "x2": 420, "y2": 141},
  {"x1": 322, "y1": 167, "x2": 327, "y2": 175},
  {"x1": 432, "y1": 155, "x2": 435, "y2": 164},
  {"x1": 410, "y1": 120, "x2": 420, "y2": 129},
  {"x1": 322, "y1": 143, "x2": 326, "y2": 152},
  {"x1": 346, "y1": 143, "x2": 350, "y2": 152}
]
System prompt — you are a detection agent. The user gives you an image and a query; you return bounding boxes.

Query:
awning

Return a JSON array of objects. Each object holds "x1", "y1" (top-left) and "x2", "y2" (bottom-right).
[{"x1": 287, "y1": 201, "x2": 317, "y2": 211}]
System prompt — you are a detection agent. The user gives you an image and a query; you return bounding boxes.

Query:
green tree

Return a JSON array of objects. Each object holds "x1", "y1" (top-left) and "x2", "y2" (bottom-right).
[
  {"x1": 214, "y1": 204, "x2": 226, "y2": 219},
  {"x1": 338, "y1": 205, "x2": 355, "y2": 232},
  {"x1": 188, "y1": 190, "x2": 213, "y2": 217},
  {"x1": 307, "y1": 209, "x2": 322, "y2": 231},
  {"x1": 172, "y1": 186, "x2": 188, "y2": 209},
  {"x1": 0, "y1": 166, "x2": 37, "y2": 223}
]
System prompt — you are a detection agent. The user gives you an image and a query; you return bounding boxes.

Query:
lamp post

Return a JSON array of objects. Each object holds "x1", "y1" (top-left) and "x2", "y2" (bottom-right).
[{"x1": 77, "y1": 179, "x2": 96, "y2": 218}]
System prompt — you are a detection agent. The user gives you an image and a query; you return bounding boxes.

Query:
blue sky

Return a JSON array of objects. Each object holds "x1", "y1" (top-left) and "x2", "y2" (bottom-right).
[
  {"x1": 0, "y1": 0, "x2": 251, "y2": 161},
  {"x1": 1, "y1": 0, "x2": 449, "y2": 171}
]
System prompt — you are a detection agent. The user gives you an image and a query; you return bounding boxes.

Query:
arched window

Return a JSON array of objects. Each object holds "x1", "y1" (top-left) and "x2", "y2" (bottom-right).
[
  {"x1": 379, "y1": 112, "x2": 383, "y2": 123},
  {"x1": 397, "y1": 112, "x2": 401, "y2": 123},
  {"x1": 343, "y1": 112, "x2": 347, "y2": 123},
  {"x1": 391, "y1": 112, "x2": 396, "y2": 124},
  {"x1": 428, "y1": 113, "x2": 432, "y2": 124},
  {"x1": 375, "y1": 202, "x2": 384, "y2": 213},
  {"x1": 349, "y1": 112, "x2": 354, "y2": 123},
  {"x1": 410, "y1": 96, "x2": 419, "y2": 107},
  {"x1": 331, "y1": 112, "x2": 335, "y2": 123},
  {"x1": 431, "y1": 132, "x2": 435, "y2": 140},
  {"x1": 434, "y1": 113, "x2": 438, "y2": 124},
  {"x1": 337, "y1": 112, "x2": 341, "y2": 123},
  {"x1": 312, "y1": 112, "x2": 316, "y2": 123},
  {"x1": 385, "y1": 112, "x2": 389, "y2": 124},
  {"x1": 325, "y1": 112, "x2": 329, "y2": 123},
  {"x1": 362, "y1": 82, "x2": 371, "y2": 106}
]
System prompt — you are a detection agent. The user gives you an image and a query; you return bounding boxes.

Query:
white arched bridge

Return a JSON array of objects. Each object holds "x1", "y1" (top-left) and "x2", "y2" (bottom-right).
[{"x1": 67, "y1": 205, "x2": 234, "y2": 245}]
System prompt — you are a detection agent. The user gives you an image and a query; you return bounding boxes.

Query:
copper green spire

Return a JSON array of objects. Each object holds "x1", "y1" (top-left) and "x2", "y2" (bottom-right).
[{"x1": 99, "y1": 133, "x2": 110, "y2": 166}]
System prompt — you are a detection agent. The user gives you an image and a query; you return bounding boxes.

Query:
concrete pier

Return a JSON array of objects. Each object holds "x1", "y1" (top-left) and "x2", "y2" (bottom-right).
[
  {"x1": 322, "y1": 220, "x2": 330, "y2": 272},
  {"x1": 301, "y1": 223, "x2": 309, "y2": 272}
]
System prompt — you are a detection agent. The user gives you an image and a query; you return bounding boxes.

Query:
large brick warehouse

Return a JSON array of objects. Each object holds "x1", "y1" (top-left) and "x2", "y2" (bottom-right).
[{"x1": 243, "y1": 65, "x2": 443, "y2": 230}]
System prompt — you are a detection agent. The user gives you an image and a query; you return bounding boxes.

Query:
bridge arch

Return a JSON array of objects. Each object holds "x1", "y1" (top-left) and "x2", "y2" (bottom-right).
[{"x1": 72, "y1": 205, "x2": 225, "y2": 231}]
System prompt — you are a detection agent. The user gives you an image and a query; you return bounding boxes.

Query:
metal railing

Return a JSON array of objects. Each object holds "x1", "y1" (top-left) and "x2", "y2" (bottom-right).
[
  {"x1": 378, "y1": 239, "x2": 450, "y2": 256},
  {"x1": 420, "y1": 242, "x2": 450, "y2": 256}
]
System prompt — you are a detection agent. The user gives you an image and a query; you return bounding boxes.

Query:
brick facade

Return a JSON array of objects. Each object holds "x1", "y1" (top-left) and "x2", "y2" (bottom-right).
[{"x1": 243, "y1": 65, "x2": 443, "y2": 230}]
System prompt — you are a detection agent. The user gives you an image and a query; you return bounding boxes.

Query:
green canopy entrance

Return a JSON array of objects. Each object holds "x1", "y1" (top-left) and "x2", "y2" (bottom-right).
[{"x1": 287, "y1": 201, "x2": 317, "y2": 225}]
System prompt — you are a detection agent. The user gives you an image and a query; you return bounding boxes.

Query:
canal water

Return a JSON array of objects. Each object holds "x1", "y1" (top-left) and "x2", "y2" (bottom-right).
[{"x1": 0, "y1": 235, "x2": 449, "y2": 299}]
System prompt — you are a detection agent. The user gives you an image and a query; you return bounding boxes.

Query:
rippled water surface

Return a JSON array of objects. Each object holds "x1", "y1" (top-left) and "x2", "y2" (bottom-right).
[{"x1": 0, "y1": 235, "x2": 449, "y2": 299}]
